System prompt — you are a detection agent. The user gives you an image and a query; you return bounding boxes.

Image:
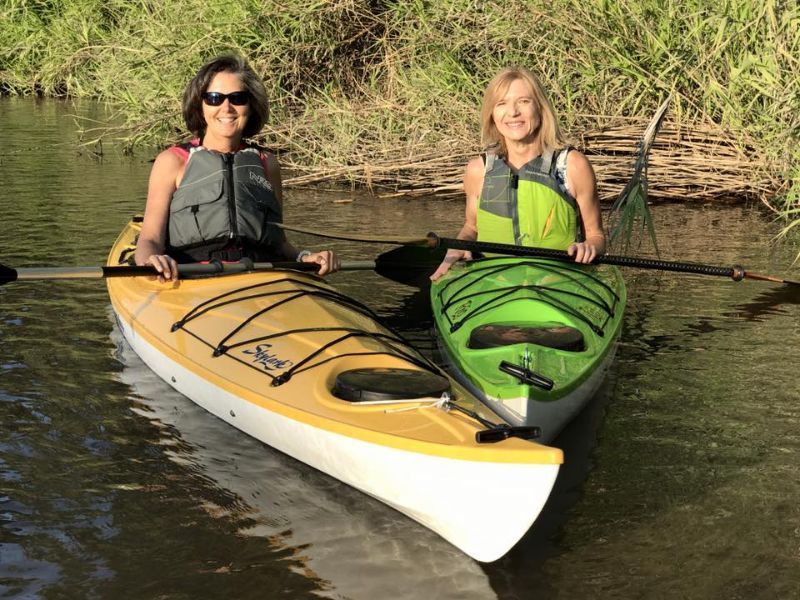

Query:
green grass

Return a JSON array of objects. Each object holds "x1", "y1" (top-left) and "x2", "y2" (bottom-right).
[{"x1": 1, "y1": 0, "x2": 798, "y2": 224}]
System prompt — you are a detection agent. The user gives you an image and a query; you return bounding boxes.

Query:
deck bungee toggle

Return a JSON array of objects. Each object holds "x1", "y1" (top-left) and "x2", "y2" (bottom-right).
[
  {"x1": 498, "y1": 360, "x2": 554, "y2": 391},
  {"x1": 440, "y1": 398, "x2": 542, "y2": 443}
]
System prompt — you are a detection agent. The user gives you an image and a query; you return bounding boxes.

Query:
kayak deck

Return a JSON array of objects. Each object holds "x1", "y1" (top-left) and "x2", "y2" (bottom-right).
[
  {"x1": 107, "y1": 222, "x2": 565, "y2": 462},
  {"x1": 431, "y1": 256, "x2": 626, "y2": 437}
]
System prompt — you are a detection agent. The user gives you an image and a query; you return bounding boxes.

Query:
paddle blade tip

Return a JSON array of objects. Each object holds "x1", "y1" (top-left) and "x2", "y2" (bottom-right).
[{"x1": 0, "y1": 263, "x2": 18, "y2": 285}]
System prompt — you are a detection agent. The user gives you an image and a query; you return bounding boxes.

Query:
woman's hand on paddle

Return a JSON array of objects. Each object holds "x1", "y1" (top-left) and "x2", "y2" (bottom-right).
[
  {"x1": 567, "y1": 241, "x2": 600, "y2": 264},
  {"x1": 430, "y1": 249, "x2": 472, "y2": 281},
  {"x1": 146, "y1": 254, "x2": 179, "y2": 283},
  {"x1": 301, "y1": 250, "x2": 340, "y2": 276}
]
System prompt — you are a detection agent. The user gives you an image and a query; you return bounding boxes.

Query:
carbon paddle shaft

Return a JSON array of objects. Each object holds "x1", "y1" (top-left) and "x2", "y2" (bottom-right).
[
  {"x1": 428, "y1": 234, "x2": 745, "y2": 281},
  {"x1": 4, "y1": 262, "x2": 318, "y2": 281},
  {"x1": 0, "y1": 260, "x2": 377, "y2": 285}
]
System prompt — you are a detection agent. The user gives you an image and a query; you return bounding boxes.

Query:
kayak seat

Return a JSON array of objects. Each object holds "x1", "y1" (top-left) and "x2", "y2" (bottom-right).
[
  {"x1": 468, "y1": 324, "x2": 585, "y2": 352},
  {"x1": 332, "y1": 368, "x2": 451, "y2": 403}
]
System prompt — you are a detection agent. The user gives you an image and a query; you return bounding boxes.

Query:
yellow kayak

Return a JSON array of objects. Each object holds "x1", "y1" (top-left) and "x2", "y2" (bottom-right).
[{"x1": 107, "y1": 219, "x2": 563, "y2": 562}]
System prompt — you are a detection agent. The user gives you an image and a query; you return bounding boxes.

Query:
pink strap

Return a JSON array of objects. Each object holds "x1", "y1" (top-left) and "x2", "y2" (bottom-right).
[
  {"x1": 168, "y1": 141, "x2": 269, "y2": 177},
  {"x1": 167, "y1": 146, "x2": 190, "y2": 162},
  {"x1": 258, "y1": 152, "x2": 269, "y2": 176}
]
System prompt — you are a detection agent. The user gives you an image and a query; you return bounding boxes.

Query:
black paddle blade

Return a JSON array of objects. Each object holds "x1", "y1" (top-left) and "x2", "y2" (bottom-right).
[
  {"x1": 0, "y1": 263, "x2": 18, "y2": 285},
  {"x1": 373, "y1": 245, "x2": 447, "y2": 288}
]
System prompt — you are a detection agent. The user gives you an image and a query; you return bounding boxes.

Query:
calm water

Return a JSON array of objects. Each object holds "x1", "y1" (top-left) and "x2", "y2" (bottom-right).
[{"x1": 1, "y1": 97, "x2": 800, "y2": 599}]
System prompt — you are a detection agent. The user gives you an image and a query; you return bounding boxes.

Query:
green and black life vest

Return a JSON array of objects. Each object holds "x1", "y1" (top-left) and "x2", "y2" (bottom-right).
[
  {"x1": 476, "y1": 148, "x2": 583, "y2": 250},
  {"x1": 167, "y1": 143, "x2": 282, "y2": 262}
]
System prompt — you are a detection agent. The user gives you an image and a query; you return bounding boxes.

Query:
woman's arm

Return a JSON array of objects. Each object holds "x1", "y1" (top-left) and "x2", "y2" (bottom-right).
[
  {"x1": 267, "y1": 153, "x2": 340, "y2": 275},
  {"x1": 429, "y1": 156, "x2": 483, "y2": 281},
  {"x1": 565, "y1": 150, "x2": 605, "y2": 263},
  {"x1": 135, "y1": 150, "x2": 182, "y2": 281}
]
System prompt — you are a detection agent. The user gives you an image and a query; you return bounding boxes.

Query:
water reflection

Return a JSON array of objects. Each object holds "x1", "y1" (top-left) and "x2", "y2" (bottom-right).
[{"x1": 111, "y1": 324, "x2": 496, "y2": 600}]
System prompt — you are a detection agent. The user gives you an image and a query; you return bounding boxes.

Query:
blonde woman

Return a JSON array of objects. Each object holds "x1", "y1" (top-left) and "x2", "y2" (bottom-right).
[{"x1": 430, "y1": 67, "x2": 604, "y2": 280}]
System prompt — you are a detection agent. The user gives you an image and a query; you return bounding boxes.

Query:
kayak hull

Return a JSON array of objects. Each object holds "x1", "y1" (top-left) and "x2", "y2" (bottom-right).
[
  {"x1": 432, "y1": 257, "x2": 627, "y2": 444},
  {"x1": 108, "y1": 221, "x2": 563, "y2": 562}
]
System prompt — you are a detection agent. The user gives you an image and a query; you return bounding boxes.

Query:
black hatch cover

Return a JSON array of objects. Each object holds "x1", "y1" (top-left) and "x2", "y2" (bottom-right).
[{"x1": 333, "y1": 368, "x2": 451, "y2": 403}]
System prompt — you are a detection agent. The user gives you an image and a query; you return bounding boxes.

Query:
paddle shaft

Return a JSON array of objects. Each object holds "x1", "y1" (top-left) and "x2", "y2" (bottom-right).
[
  {"x1": 1, "y1": 260, "x2": 376, "y2": 283},
  {"x1": 271, "y1": 223, "x2": 799, "y2": 287},
  {"x1": 429, "y1": 234, "x2": 797, "y2": 285}
]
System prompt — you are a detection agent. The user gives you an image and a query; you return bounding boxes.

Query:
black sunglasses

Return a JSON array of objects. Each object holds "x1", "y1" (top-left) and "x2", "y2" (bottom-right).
[{"x1": 202, "y1": 91, "x2": 250, "y2": 106}]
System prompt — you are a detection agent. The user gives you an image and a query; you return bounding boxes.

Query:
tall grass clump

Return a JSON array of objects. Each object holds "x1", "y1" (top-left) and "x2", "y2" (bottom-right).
[{"x1": 1, "y1": 0, "x2": 798, "y2": 222}]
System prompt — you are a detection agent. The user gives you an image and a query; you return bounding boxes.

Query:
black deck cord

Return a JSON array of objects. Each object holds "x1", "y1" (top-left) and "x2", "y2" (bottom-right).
[
  {"x1": 438, "y1": 263, "x2": 614, "y2": 335},
  {"x1": 439, "y1": 262, "x2": 617, "y2": 323},
  {"x1": 175, "y1": 324, "x2": 434, "y2": 385},
  {"x1": 445, "y1": 401, "x2": 541, "y2": 443},
  {"x1": 431, "y1": 234, "x2": 745, "y2": 281},
  {"x1": 198, "y1": 287, "x2": 432, "y2": 370},
  {"x1": 443, "y1": 284, "x2": 607, "y2": 336},
  {"x1": 172, "y1": 278, "x2": 445, "y2": 381},
  {"x1": 435, "y1": 259, "x2": 619, "y2": 320},
  {"x1": 218, "y1": 326, "x2": 407, "y2": 355},
  {"x1": 270, "y1": 331, "x2": 435, "y2": 386},
  {"x1": 173, "y1": 277, "x2": 381, "y2": 332},
  {"x1": 471, "y1": 256, "x2": 622, "y2": 303}
]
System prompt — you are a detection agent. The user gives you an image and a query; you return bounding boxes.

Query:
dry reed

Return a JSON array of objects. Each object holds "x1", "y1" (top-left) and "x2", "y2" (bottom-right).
[{"x1": 276, "y1": 118, "x2": 777, "y2": 207}]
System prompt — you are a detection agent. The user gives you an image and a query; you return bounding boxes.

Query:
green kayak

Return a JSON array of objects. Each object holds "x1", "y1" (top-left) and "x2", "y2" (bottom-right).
[{"x1": 431, "y1": 256, "x2": 626, "y2": 443}]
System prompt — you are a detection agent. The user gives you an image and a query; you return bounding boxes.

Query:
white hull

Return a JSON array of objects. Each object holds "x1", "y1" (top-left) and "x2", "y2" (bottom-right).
[
  {"x1": 116, "y1": 312, "x2": 559, "y2": 562},
  {"x1": 440, "y1": 340, "x2": 619, "y2": 445}
]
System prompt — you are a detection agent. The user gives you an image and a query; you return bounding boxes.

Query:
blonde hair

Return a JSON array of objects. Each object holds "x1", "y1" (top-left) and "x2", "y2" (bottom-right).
[{"x1": 480, "y1": 67, "x2": 564, "y2": 157}]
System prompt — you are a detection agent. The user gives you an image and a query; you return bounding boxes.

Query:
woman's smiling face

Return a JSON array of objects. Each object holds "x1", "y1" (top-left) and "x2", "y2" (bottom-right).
[
  {"x1": 202, "y1": 71, "x2": 251, "y2": 145},
  {"x1": 491, "y1": 78, "x2": 541, "y2": 144}
]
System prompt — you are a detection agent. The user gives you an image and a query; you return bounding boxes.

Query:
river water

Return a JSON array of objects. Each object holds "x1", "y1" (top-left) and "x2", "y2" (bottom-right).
[{"x1": 1, "y1": 97, "x2": 799, "y2": 599}]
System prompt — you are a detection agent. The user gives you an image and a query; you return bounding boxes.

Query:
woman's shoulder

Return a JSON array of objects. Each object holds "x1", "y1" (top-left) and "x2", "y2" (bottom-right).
[
  {"x1": 463, "y1": 155, "x2": 486, "y2": 199},
  {"x1": 563, "y1": 147, "x2": 592, "y2": 169},
  {"x1": 560, "y1": 147, "x2": 594, "y2": 180},
  {"x1": 153, "y1": 146, "x2": 187, "y2": 168},
  {"x1": 260, "y1": 150, "x2": 279, "y2": 173},
  {"x1": 465, "y1": 155, "x2": 485, "y2": 175}
]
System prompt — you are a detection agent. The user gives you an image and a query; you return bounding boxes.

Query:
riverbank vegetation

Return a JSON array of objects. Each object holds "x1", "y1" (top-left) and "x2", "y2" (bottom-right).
[{"x1": 2, "y1": 1, "x2": 798, "y2": 219}]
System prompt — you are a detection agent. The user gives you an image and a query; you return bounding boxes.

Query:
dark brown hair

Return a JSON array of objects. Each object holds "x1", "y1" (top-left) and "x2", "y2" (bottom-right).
[{"x1": 182, "y1": 54, "x2": 269, "y2": 139}]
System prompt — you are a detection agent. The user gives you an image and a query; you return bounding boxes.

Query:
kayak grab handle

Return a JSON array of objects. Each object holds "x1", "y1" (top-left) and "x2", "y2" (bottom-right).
[
  {"x1": 476, "y1": 424, "x2": 541, "y2": 443},
  {"x1": 499, "y1": 360, "x2": 554, "y2": 391}
]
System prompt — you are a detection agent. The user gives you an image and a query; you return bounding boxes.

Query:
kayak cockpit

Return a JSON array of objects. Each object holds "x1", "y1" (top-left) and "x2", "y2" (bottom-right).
[{"x1": 468, "y1": 323, "x2": 585, "y2": 352}]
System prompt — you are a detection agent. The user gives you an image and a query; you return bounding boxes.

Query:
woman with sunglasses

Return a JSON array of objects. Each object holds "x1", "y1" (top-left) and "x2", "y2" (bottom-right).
[{"x1": 135, "y1": 54, "x2": 339, "y2": 281}]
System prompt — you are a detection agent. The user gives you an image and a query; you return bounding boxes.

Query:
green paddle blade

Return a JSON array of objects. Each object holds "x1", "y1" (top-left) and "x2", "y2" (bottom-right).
[{"x1": 374, "y1": 245, "x2": 447, "y2": 288}]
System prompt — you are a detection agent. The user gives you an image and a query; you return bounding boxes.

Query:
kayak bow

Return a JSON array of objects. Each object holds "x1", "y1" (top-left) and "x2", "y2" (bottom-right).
[
  {"x1": 106, "y1": 219, "x2": 563, "y2": 562},
  {"x1": 431, "y1": 256, "x2": 627, "y2": 443}
]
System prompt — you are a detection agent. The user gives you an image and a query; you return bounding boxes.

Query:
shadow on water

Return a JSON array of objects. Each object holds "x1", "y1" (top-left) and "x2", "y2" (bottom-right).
[
  {"x1": 725, "y1": 283, "x2": 800, "y2": 322},
  {"x1": 479, "y1": 376, "x2": 618, "y2": 598}
]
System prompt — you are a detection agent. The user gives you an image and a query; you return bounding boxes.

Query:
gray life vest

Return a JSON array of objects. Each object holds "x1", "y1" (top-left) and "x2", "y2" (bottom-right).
[{"x1": 167, "y1": 146, "x2": 281, "y2": 261}]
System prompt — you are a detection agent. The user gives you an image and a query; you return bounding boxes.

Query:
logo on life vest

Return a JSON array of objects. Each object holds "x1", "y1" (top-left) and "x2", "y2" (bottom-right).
[
  {"x1": 249, "y1": 170, "x2": 273, "y2": 191},
  {"x1": 242, "y1": 343, "x2": 293, "y2": 371}
]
